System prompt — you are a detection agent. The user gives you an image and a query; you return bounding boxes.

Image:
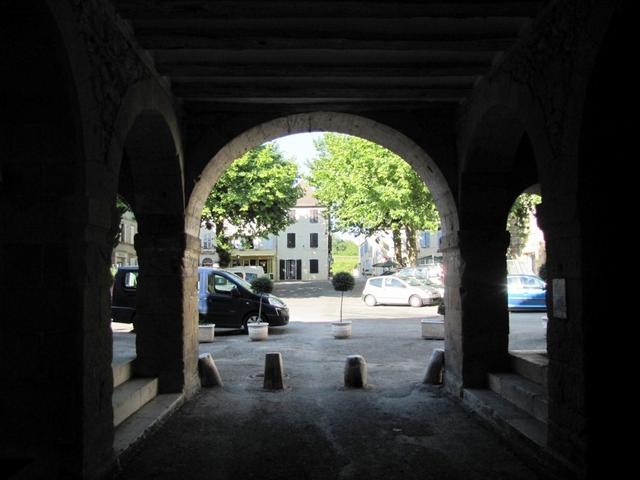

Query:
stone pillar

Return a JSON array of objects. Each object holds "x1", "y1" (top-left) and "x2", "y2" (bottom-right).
[
  {"x1": 536, "y1": 200, "x2": 587, "y2": 469},
  {"x1": 134, "y1": 231, "x2": 200, "y2": 395},
  {"x1": 446, "y1": 228, "x2": 511, "y2": 391}
]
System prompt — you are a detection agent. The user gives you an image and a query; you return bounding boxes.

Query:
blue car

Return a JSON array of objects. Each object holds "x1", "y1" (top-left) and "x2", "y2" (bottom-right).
[{"x1": 507, "y1": 274, "x2": 547, "y2": 311}]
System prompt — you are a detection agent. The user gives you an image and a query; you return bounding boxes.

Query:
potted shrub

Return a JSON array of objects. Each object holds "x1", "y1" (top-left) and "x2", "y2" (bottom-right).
[
  {"x1": 247, "y1": 276, "x2": 274, "y2": 341},
  {"x1": 331, "y1": 272, "x2": 355, "y2": 338}
]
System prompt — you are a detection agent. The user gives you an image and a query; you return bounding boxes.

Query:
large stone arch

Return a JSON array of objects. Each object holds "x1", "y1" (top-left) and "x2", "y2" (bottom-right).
[{"x1": 185, "y1": 112, "x2": 458, "y2": 239}]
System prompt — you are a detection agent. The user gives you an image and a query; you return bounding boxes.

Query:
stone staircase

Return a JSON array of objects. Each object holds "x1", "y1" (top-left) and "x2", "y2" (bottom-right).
[
  {"x1": 112, "y1": 360, "x2": 183, "y2": 457},
  {"x1": 463, "y1": 350, "x2": 549, "y2": 450}
]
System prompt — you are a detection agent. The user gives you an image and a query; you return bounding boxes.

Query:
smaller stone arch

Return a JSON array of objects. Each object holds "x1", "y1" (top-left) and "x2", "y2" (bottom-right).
[
  {"x1": 107, "y1": 79, "x2": 185, "y2": 212},
  {"x1": 106, "y1": 79, "x2": 197, "y2": 396}
]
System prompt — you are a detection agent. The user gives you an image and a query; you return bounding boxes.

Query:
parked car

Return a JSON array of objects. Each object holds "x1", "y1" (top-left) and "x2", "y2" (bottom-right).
[
  {"x1": 507, "y1": 274, "x2": 547, "y2": 311},
  {"x1": 362, "y1": 275, "x2": 442, "y2": 307},
  {"x1": 396, "y1": 264, "x2": 443, "y2": 282},
  {"x1": 224, "y1": 265, "x2": 269, "y2": 282},
  {"x1": 111, "y1": 266, "x2": 289, "y2": 331}
]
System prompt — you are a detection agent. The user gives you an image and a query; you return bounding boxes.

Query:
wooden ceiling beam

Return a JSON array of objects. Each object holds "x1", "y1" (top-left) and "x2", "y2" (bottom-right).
[{"x1": 113, "y1": 1, "x2": 541, "y2": 20}]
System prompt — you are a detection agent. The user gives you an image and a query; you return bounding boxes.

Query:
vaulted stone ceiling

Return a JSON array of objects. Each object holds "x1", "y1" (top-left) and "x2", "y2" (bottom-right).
[{"x1": 111, "y1": 1, "x2": 543, "y2": 114}]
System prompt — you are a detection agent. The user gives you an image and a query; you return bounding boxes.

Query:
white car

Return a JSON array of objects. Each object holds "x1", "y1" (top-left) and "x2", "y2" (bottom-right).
[{"x1": 362, "y1": 276, "x2": 442, "y2": 307}]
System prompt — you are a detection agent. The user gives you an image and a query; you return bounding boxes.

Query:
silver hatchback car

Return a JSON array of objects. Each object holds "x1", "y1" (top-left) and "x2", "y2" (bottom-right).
[{"x1": 362, "y1": 276, "x2": 442, "y2": 307}]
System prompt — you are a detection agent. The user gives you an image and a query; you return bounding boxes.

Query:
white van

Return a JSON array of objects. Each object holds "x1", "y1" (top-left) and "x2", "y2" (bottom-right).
[{"x1": 224, "y1": 266, "x2": 268, "y2": 283}]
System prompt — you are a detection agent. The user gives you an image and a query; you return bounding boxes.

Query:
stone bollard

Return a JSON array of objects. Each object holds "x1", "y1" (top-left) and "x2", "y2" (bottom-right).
[
  {"x1": 263, "y1": 352, "x2": 285, "y2": 390},
  {"x1": 198, "y1": 353, "x2": 223, "y2": 387},
  {"x1": 423, "y1": 349, "x2": 445, "y2": 385},
  {"x1": 344, "y1": 355, "x2": 367, "y2": 388}
]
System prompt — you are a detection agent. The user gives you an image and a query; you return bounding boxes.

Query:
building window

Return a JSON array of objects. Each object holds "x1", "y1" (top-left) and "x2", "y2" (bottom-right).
[
  {"x1": 288, "y1": 209, "x2": 296, "y2": 222},
  {"x1": 202, "y1": 257, "x2": 213, "y2": 267},
  {"x1": 309, "y1": 209, "x2": 319, "y2": 223},
  {"x1": 420, "y1": 231, "x2": 431, "y2": 248},
  {"x1": 310, "y1": 233, "x2": 318, "y2": 248},
  {"x1": 287, "y1": 233, "x2": 296, "y2": 248},
  {"x1": 310, "y1": 259, "x2": 319, "y2": 274},
  {"x1": 202, "y1": 234, "x2": 213, "y2": 250}
]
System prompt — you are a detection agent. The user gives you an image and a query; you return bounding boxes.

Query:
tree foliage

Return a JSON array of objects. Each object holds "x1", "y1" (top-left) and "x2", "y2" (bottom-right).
[
  {"x1": 506, "y1": 193, "x2": 542, "y2": 258},
  {"x1": 308, "y1": 134, "x2": 439, "y2": 265},
  {"x1": 111, "y1": 195, "x2": 132, "y2": 249},
  {"x1": 332, "y1": 238, "x2": 359, "y2": 256},
  {"x1": 201, "y1": 144, "x2": 303, "y2": 256}
]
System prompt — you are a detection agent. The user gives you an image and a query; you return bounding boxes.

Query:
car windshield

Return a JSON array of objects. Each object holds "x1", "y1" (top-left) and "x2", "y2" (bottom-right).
[{"x1": 405, "y1": 277, "x2": 442, "y2": 288}]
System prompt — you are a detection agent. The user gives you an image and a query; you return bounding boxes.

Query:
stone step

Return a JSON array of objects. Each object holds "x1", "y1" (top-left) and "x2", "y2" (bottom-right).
[
  {"x1": 463, "y1": 388, "x2": 547, "y2": 449},
  {"x1": 488, "y1": 372, "x2": 548, "y2": 423},
  {"x1": 510, "y1": 350, "x2": 548, "y2": 387},
  {"x1": 114, "y1": 393, "x2": 183, "y2": 457},
  {"x1": 113, "y1": 360, "x2": 134, "y2": 389},
  {"x1": 112, "y1": 378, "x2": 158, "y2": 427}
]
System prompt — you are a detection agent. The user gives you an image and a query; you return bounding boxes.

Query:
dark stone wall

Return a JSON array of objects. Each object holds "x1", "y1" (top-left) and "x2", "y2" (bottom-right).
[
  {"x1": 455, "y1": 1, "x2": 620, "y2": 476},
  {"x1": 1, "y1": 1, "x2": 181, "y2": 478}
]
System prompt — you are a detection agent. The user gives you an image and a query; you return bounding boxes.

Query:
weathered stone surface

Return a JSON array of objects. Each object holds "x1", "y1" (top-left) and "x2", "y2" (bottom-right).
[
  {"x1": 344, "y1": 355, "x2": 367, "y2": 388},
  {"x1": 263, "y1": 352, "x2": 285, "y2": 390},
  {"x1": 424, "y1": 349, "x2": 445, "y2": 385},
  {"x1": 198, "y1": 354, "x2": 223, "y2": 388}
]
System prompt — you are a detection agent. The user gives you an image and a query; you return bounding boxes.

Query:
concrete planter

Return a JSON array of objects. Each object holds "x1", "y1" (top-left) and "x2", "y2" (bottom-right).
[
  {"x1": 332, "y1": 321, "x2": 352, "y2": 339},
  {"x1": 198, "y1": 324, "x2": 215, "y2": 343},
  {"x1": 248, "y1": 322, "x2": 269, "y2": 341},
  {"x1": 421, "y1": 319, "x2": 444, "y2": 340}
]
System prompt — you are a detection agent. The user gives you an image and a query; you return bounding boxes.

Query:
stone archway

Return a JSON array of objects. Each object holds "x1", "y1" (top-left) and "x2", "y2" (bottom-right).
[
  {"x1": 185, "y1": 112, "x2": 458, "y2": 239},
  {"x1": 106, "y1": 80, "x2": 198, "y2": 395},
  {"x1": 183, "y1": 111, "x2": 460, "y2": 392},
  {"x1": 455, "y1": 103, "x2": 543, "y2": 390}
]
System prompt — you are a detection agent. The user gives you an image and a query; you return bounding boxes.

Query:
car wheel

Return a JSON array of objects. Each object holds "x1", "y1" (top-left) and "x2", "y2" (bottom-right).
[
  {"x1": 409, "y1": 295, "x2": 423, "y2": 308},
  {"x1": 242, "y1": 313, "x2": 261, "y2": 333},
  {"x1": 364, "y1": 295, "x2": 377, "y2": 306}
]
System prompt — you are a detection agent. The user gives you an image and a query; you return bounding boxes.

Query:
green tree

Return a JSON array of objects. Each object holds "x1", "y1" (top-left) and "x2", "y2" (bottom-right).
[
  {"x1": 111, "y1": 195, "x2": 132, "y2": 249},
  {"x1": 332, "y1": 238, "x2": 359, "y2": 256},
  {"x1": 201, "y1": 144, "x2": 303, "y2": 261},
  {"x1": 506, "y1": 193, "x2": 542, "y2": 258},
  {"x1": 308, "y1": 133, "x2": 439, "y2": 266}
]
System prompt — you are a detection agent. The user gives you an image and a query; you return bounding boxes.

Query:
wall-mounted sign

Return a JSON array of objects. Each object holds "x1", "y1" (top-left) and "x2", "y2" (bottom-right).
[{"x1": 553, "y1": 278, "x2": 567, "y2": 319}]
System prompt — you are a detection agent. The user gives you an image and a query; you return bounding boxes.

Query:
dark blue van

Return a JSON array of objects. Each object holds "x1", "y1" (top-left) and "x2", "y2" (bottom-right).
[{"x1": 111, "y1": 266, "x2": 289, "y2": 332}]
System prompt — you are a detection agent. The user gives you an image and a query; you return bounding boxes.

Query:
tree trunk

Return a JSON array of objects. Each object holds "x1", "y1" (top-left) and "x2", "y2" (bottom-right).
[
  {"x1": 405, "y1": 225, "x2": 418, "y2": 266},
  {"x1": 392, "y1": 227, "x2": 403, "y2": 266}
]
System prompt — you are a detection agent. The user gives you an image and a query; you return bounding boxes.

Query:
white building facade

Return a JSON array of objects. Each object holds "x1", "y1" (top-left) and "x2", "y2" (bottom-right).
[
  {"x1": 112, "y1": 211, "x2": 138, "y2": 267},
  {"x1": 197, "y1": 189, "x2": 330, "y2": 281},
  {"x1": 359, "y1": 229, "x2": 442, "y2": 276},
  {"x1": 276, "y1": 191, "x2": 330, "y2": 281}
]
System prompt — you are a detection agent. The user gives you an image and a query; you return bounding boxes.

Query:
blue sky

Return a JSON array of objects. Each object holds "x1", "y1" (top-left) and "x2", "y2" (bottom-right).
[
  {"x1": 273, "y1": 132, "x2": 324, "y2": 176},
  {"x1": 272, "y1": 132, "x2": 362, "y2": 243}
]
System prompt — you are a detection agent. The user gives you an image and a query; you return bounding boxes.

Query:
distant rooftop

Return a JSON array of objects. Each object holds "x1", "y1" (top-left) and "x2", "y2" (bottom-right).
[{"x1": 296, "y1": 183, "x2": 320, "y2": 207}]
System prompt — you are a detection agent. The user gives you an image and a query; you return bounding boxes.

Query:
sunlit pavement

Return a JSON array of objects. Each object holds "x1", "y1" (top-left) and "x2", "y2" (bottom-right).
[
  {"x1": 115, "y1": 279, "x2": 543, "y2": 480},
  {"x1": 112, "y1": 279, "x2": 547, "y2": 365}
]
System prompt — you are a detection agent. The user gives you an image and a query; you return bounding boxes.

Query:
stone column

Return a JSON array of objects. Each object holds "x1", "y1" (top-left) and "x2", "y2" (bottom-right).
[
  {"x1": 444, "y1": 228, "x2": 511, "y2": 392},
  {"x1": 134, "y1": 231, "x2": 200, "y2": 395}
]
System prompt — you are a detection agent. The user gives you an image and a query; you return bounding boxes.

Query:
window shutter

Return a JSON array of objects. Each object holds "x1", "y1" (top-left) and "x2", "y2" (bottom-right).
[
  {"x1": 279, "y1": 260, "x2": 285, "y2": 280},
  {"x1": 296, "y1": 259, "x2": 302, "y2": 280},
  {"x1": 310, "y1": 259, "x2": 319, "y2": 274}
]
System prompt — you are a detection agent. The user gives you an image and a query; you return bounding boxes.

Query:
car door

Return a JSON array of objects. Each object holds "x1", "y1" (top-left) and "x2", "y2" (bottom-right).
[
  {"x1": 205, "y1": 272, "x2": 243, "y2": 327},
  {"x1": 520, "y1": 276, "x2": 546, "y2": 308},
  {"x1": 383, "y1": 277, "x2": 408, "y2": 304}
]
